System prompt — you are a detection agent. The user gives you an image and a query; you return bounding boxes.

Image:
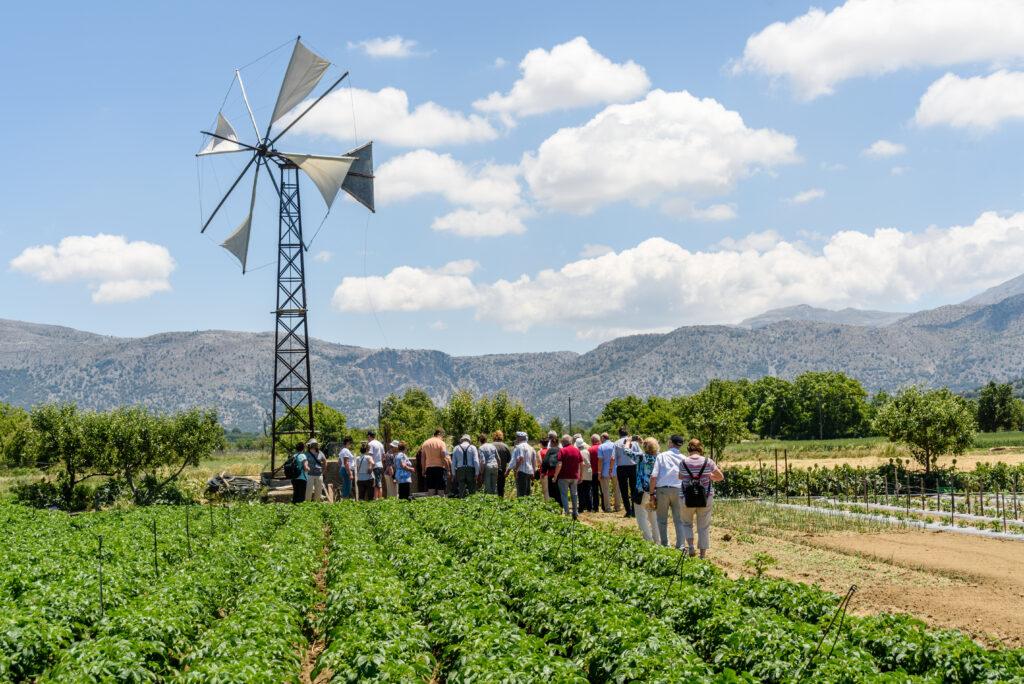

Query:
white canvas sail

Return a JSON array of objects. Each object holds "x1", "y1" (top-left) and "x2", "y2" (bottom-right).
[
  {"x1": 282, "y1": 153, "x2": 356, "y2": 208},
  {"x1": 270, "y1": 40, "x2": 330, "y2": 127},
  {"x1": 199, "y1": 113, "x2": 243, "y2": 155},
  {"x1": 221, "y1": 171, "x2": 258, "y2": 271}
]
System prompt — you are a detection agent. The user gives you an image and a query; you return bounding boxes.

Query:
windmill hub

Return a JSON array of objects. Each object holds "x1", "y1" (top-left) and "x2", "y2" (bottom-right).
[{"x1": 196, "y1": 37, "x2": 376, "y2": 472}]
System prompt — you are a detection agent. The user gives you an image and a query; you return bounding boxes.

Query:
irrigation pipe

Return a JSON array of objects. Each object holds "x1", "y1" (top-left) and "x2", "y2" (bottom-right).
[
  {"x1": 815, "y1": 499, "x2": 1024, "y2": 529},
  {"x1": 764, "y1": 501, "x2": 1024, "y2": 543}
]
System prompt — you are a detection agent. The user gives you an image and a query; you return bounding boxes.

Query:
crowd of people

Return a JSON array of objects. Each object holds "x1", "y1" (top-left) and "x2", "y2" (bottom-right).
[{"x1": 285, "y1": 427, "x2": 724, "y2": 557}]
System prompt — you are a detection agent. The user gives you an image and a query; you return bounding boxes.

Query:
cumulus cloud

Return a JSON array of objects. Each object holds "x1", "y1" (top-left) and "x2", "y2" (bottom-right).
[
  {"x1": 286, "y1": 87, "x2": 496, "y2": 147},
  {"x1": 473, "y1": 36, "x2": 650, "y2": 122},
  {"x1": 521, "y1": 89, "x2": 798, "y2": 214},
  {"x1": 863, "y1": 139, "x2": 906, "y2": 158},
  {"x1": 348, "y1": 36, "x2": 419, "y2": 58},
  {"x1": 332, "y1": 260, "x2": 482, "y2": 312},
  {"x1": 785, "y1": 188, "x2": 825, "y2": 205},
  {"x1": 10, "y1": 234, "x2": 174, "y2": 303},
  {"x1": 376, "y1": 150, "x2": 528, "y2": 237},
  {"x1": 660, "y1": 198, "x2": 737, "y2": 222},
  {"x1": 735, "y1": 0, "x2": 1024, "y2": 99},
  {"x1": 915, "y1": 70, "x2": 1024, "y2": 131},
  {"x1": 579, "y1": 243, "x2": 614, "y2": 258},
  {"x1": 333, "y1": 211, "x2": 1024, "y2": 340}
]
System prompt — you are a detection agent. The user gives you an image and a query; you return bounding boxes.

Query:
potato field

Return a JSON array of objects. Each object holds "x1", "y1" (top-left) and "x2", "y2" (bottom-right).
[{"x1": 1, "y1": 498, "x2": 1023, "y2": 683}]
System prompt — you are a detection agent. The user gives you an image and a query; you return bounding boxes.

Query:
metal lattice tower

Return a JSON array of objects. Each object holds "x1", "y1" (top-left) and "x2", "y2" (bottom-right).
[
  {"x1": 271, "y1": 162, "x2": 314, "y2": 469},
  {"x1": 195, "y1": 37, "x2": 375, "y2": 475}
]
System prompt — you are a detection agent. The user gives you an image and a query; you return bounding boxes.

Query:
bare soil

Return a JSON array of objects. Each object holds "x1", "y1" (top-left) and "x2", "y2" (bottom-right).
[
  {"x1": 730, "y1": 450, "x2": 1024, "y2": 471},
  {"x1": 581, "y1": 510, "x2": 1024, "y2": 647}
]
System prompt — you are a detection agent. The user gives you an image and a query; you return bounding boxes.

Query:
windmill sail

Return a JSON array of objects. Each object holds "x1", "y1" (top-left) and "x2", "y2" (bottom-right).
[
  {"x1": 341, "y1": 142, "x2": 375, "y2": 212},
  {"x1": 270, "y1": 40, "x2": 330, "y2": 127},
  {"x1": 281, "y1": 153, "x2": 356, "y2": 208},
  {"x1": 221, "y1": 170, "x2": 259, "y2": 271},
  {"x1": 199, "y1": 113, "x2": 243, "y2": 155}
]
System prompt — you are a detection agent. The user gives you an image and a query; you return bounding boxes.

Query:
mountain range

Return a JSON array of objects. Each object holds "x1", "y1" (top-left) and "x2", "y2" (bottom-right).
[{"x1": 3, "y1": 274, "x2": 1024, "y2": 429}]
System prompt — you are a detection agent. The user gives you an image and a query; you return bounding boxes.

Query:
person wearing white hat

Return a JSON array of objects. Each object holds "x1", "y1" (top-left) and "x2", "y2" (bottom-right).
[
  {"x1": 451, "y1": 434, "x2": 480, "y2": 498},
  {"x1": 384, "y1": 440, "x2": 400, "y2": 499},
  {"x1": 478, "y1": 433, "x2": 501, "y2": 495},
  {"x1": 507, "y1": 431, "x2": 535, "y2": 497},
  {"x1": 303, "y1": 438, "x2": 327, "y2": 502}
]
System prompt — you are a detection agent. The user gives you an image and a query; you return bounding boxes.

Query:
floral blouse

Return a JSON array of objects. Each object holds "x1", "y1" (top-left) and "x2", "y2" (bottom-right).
[{"x1": 634, "y1": 447, "x2": 657, "y2": 493}]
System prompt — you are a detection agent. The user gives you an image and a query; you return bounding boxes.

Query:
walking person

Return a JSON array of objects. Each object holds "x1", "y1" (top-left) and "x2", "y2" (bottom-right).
[
  {"x1": 588, "y1": 435, "x2": 602, "y2": 512},
  {"x1": 553, "y1": 435, "x2": 583, "y2": 519},
  {"x1": 419, "y1": 429, "x2": 449, "y2": 496},
  {"x1": 597, "y1": 433, "x2": 620, "y2": 512},
  {"x1": 575, "y1": 437, "x2": 594, "y2": 512},
  {"x1": 634, "y1": 438, "x2": 662, "y2": 544},
  {"x1": 367, "y1": 430, "x2": 385, "y2": 500},
  {"x1": 304, "y1": 438, "x2": 327, "y2": 502},
  {"x1": 478, "y1": 434, "x2": 501, "y2": 495},
  {"x1": 338, "y1": 436, "x2": 356, "y2": 500},
  {"x1": 451, "y1": 435, "x2": 480, "y2": 498},
  {"x1": 394, "y1": 441, "x2": 414, "y2": 500},
  {"x1": 679, "y1": 438, "x2": 724, "y2": 558},
  {"x1": 355, "y1": 442, "x2": 376, "y2": 502},
  {"x1": 492, "y1": 431, "x2": 512, "y2": 498},
  {"x1": 614, "y1": 428, "x2": 637, "y2": 518},
  {"x1": 287, "y1": 441, "x2": 307, "y2": 504},
  {"x1": 507, "y1": 432, "x2": 535, "y2": 497},
  {"x1": 649, "y1": 435, "x2": 687, "y2": 548}
]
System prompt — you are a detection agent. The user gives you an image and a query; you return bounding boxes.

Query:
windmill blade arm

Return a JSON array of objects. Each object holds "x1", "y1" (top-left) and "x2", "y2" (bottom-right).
[
  {"x1": 269, "y1": 71, "x2": 348, "y2": 146},
  {"x1": 262, "y1": 161, "x2": 281, "y2": 197},
  {"x1": 198, "y1": 130, "x2": 259, "y2": 155},
  {"x1": 201, "y1": 153, "x2": 258, "y2": 233},
  {"x1": 235, "y1": 70, "x2": 262, "y2": 140}
]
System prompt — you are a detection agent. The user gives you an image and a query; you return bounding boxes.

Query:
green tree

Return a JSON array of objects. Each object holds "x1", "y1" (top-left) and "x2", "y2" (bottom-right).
[
  {"x1": 873, "y1": 387, "x2": 976, "y2": 473},
  {"x1": 682, "y1": 380, "x2": 750, "y2": 461},
  {"x1": 977, "y1": 381, "x2": 1017, "y2": 432},
  {"x1": 504, "y1": 401, "x2": 543, "y2": 441},
  {"x1": 547, "y1": 416, "x2": 566, "y2": 438},
  {"x1": 274, "y1": 401, "x2": 346, "y2": 455},
  {"x1": 745, "y1": 377, "x2": 794, "y2": 438},
  {"x1": 441, "y1": 389, "x2": 476, "y2": 440},
  {"x1": 27, "y1": 404, "x2": 107, "y2": 508},
  {"x1": 0, "y1": 402, "x2": 31, "y2": 468},
  {"x1": 789, "y1": 372, "x2": 870, "y2": 439},
  {"x1": 380, "y1": 388, "x2": 440, "y2": 448},
  {"x1": 594, "y1": 395, "x2": 651, "y2": 435}
]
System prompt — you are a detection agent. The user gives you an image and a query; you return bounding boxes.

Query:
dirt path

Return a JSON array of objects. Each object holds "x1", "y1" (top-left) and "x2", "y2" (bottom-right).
[
  {"x1": 300, "y1": 524, "x2": 332, "y2": 684},
  {"x1": 581, "y1": 511, "x2": 1024, "y2": 647}
]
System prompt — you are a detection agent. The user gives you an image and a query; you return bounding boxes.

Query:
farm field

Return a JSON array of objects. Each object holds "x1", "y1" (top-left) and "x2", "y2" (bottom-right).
[
  {"x1": 585, "y1": 501, "x2": 1024, "y2": 648},
  {"x1": 2, "y1": 498, "x2": 1024, "y2": 682}
]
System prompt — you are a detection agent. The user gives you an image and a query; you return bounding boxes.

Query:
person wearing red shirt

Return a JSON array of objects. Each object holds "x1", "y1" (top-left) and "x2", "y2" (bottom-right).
[
  {"x1": 553, "y1": 434, "x2": 583, "y2": 519},
  {"x1": 587, "y1": 434, "x2": 602, "y2": 512}
]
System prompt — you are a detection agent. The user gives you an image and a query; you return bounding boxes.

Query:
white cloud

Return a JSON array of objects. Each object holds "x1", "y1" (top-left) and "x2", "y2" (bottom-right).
[
  {"x1": 493, "y1": 57, "x2": 507, "y2": 68},
  {"x1": 437, "y1": 259, "x2": 479, "y2": 276},
  {"x1": 786, "y1": 188, "x2": 825, "y2": 205},
  {"x1": 473, "y1": 36, "x2": 650, "y2": 121},
  {"x1": 332, "y1": 260, "x2": 482, "y2": 312},
  {"x1": 430, "y1": 320, "x2": 448, "y2": 331},
  {"x1": 522, "y1": 89, "x2": 798, "y2": 214},
  {"x1": 313, "y1": 250, "x2": 333, "y2": 263},
  {"x1": 333, "y1": 210, "x2": 1024, "y2": 340},
  {"x1": 579, "y1": 243, "x2": 613, "y2": 258},
  {"x1": 348, "y1": 36, "x2": 419, "y2": 58},
  {"x1": 432, "y1": 209, "x2": 526, "y2": 237},
  {"x1": 660, "y1": 199, "x2": 737, "y2": 222},
  {"x1": 735, "y1": 0, "x2": 1024, "y2": 99},
  {"x1": 890, "y1": 165, "x2": 909, "y2": 176},
  {"x1": 863, "y1": 140, "x2": 906, "y2": 158},
  {"x1": 286, "y1": 87, "x2": 496, "y2": 148},
  {"x1": 915, "y1": 70, "x2": 1024, "y2": 131},
  {"x1": 10, "y1": 234, "x2": 174, "y2": 303},
  {"x1": 376, "y1": 150, "x2": 528, "y2": 237}
]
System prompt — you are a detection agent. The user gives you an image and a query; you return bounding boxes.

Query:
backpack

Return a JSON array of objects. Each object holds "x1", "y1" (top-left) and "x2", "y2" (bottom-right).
[
  {"x1": 681, "y1": 458, "x2": 710, "y2": 508},
  {"x1": 283, "y1": 453, "x2": 300, "y2": 480},
  {"x1": 543, "y1": 447, "x2": 560, "y2": 471}
]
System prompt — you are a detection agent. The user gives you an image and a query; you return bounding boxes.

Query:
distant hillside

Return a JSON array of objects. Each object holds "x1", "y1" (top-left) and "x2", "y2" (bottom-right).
[
  {"x1": 4, "y1": 292, "x2": 1024, "y2": 429},
  {"x1": 738, "y1": 304, "x2": 907, "y2": 329},
  {"x1": 962, "y1": 273, "x2": 1024, "y2": 307}
]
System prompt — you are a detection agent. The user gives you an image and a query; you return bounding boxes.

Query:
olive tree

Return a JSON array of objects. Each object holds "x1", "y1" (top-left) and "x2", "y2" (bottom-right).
[
  {"x1": 682, "y1": 379, "x2": 750, "y2": 461},
  {"x1": 873, "y1": 387, "x2": 976, "y2": 472}
]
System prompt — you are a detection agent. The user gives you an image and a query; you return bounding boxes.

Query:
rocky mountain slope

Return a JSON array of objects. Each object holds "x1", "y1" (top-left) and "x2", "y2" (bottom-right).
[{"x1": 3, "y1": 287, "x2": 1024, "y2": 428}]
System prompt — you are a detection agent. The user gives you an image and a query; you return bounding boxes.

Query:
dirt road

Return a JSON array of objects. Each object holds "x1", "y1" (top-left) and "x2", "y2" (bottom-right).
[{"x1": 581, "y1": 510, "x2": 1024, "y2": 646}]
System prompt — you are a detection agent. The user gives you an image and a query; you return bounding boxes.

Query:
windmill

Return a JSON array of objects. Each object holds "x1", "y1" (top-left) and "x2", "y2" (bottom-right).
[{"x1": 197, "y1": 37, "x2": 374, "y2": 472}]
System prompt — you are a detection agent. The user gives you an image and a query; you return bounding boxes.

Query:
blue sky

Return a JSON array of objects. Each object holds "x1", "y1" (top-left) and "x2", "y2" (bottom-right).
[{"x1": 5, "y1": 0, "x2": 1024, "y2": 355}]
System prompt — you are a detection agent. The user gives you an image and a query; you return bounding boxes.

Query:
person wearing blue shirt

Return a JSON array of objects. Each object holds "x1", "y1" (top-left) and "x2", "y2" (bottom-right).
[
  {"x1": 393, "y1": 441, "x2": 414, "y2": 500},
  {"x1": 290, "y1": 441, "x2": 307, "y2": 504},
  {"x1": 613, "y1": 427, "x2": 637, "y2": 518},
  {"x1": 597, "y1": 433, "x2": 620, "y2": 513}
]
